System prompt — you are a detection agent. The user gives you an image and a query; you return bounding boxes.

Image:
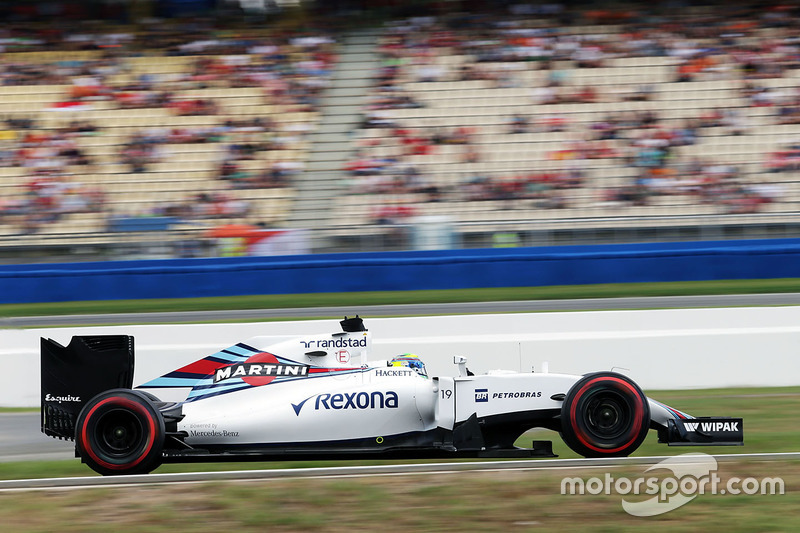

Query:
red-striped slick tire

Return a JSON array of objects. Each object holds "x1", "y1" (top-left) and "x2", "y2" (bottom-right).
[
  {"x1": 560, "y1": 372, "x2": 650, "y2": 458},
  {"x1": 75, "y1": 389, "x2": 165, "y2": 476}
]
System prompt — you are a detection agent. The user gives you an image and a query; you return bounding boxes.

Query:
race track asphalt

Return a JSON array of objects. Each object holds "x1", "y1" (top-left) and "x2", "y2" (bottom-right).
[
  {"x1": 4, "y1": 293, "x2": 798, "y2": 463},
  {"x1": 0, "y1": 413, "x2": 74, "y2": 462},
  {"x1": 5, "y1": 292, "x2": 800, "y2": 327}
]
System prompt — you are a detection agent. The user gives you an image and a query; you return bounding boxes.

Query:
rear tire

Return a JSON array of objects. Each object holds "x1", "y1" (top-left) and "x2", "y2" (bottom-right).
[
  {"x1": 75, "y1": 389, "x2": 165, "y2": 475},
  {"x1": 561, "y1": 372, "x2": 650, "y2": 458}
]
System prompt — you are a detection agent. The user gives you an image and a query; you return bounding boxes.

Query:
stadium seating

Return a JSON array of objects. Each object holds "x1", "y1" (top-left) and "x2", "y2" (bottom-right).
[
  {"x1": 1, "y1": 9, "x2": 800, "y2": 256},
  {"x1": 329, "y1": 15, "x2": 800, "y2": 239}
]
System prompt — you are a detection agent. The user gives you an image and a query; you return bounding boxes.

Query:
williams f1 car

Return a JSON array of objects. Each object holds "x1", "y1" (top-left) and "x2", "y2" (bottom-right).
[{"x1": 41, "y1": 317, "x2": 743, "y2": 475}]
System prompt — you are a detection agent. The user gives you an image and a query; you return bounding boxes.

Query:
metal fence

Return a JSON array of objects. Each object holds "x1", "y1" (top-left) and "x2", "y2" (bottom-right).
[{"x1": 1, "y1": 212, "x2": 800, "y2": 263}]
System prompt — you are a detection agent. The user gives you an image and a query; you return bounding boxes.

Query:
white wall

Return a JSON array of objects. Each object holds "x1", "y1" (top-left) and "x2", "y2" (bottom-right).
[{"x1": 4, "y1": 307, "x2": 800, "y2": 407}]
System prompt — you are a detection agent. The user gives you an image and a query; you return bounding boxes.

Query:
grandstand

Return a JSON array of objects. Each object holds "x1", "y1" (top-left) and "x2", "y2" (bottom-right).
[
  {"x1": 0, "y1": 17, "x2": 331, "y2": 260},
  {"x1": 326, "y1": 10, "x2": 800, "y2": 250},
  {"x1": 1, "y1": 4, "x2": 800, "y2": 260}
]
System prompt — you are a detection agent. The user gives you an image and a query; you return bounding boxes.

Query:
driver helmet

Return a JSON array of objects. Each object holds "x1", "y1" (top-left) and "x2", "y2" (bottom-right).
[{"x1": 390, "y1": 353, "x2": 427, "y2": 377}]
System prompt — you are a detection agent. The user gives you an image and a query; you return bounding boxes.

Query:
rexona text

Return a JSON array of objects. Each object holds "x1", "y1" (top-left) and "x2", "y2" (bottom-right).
[
  {"x1": 316, "y1": 391, "x2": 398, "y2": 410},
  {"x1": 292, "y1": 391, "x2": 399, "y2": 415}
]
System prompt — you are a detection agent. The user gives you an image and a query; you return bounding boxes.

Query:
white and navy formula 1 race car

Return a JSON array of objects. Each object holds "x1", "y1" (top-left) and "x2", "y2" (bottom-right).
[{"x1": 41, "y1": 317, "x2": 743, "y2": 475}]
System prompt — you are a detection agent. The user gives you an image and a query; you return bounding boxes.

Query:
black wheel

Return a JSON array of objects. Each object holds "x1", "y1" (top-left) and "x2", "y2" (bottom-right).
[
  {"x1": 75, "y1": 389, "x2": 165, "y2": 476},
  {"x1": 560, "y1": 372, "x2": 650, "y2": 458}
]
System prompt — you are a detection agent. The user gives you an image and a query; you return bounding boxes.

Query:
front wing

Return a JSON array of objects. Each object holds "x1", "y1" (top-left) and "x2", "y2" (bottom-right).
[{"x1": 660, "y1": 417, "x2": 744, "y2": 446}]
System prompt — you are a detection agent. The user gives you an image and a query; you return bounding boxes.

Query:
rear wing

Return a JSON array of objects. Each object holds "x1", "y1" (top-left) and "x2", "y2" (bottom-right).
[{"x1": 41, "y1": 335, "x2": 135, "y2": 440}]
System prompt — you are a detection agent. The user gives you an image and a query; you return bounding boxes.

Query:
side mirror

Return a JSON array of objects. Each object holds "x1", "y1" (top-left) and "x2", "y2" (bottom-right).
[{"x1": 454, "y1": 355, "x2": 468, "y2": 377}]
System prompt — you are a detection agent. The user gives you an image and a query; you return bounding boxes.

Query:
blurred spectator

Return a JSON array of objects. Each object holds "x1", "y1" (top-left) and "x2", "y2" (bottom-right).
[
  {"x1": 120, "y1": 130, "x2": 165, "y2": 173},
  {"x1": 509, "y1": 114, "x2": 531, "y2": 134}
]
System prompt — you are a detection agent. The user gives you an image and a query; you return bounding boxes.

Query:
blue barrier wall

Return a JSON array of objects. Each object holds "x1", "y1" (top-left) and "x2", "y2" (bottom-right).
[{"x1": 3, "y1": 238, "x2": 800, "y2": 304}]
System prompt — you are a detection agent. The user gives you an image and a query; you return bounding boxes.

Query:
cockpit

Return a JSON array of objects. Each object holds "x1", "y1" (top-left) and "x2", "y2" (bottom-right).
[{"x1": 389, "y1": 353, "x2": 428, "y2": 378}]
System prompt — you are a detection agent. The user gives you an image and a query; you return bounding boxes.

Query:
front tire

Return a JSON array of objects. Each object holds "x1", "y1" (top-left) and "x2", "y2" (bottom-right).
[
  {"x1": 75, "y1": 389, "x2": 165, "y2": 475},
  {"x1": 560, "y1": 372, "x2": 650, "y2": 458}
]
